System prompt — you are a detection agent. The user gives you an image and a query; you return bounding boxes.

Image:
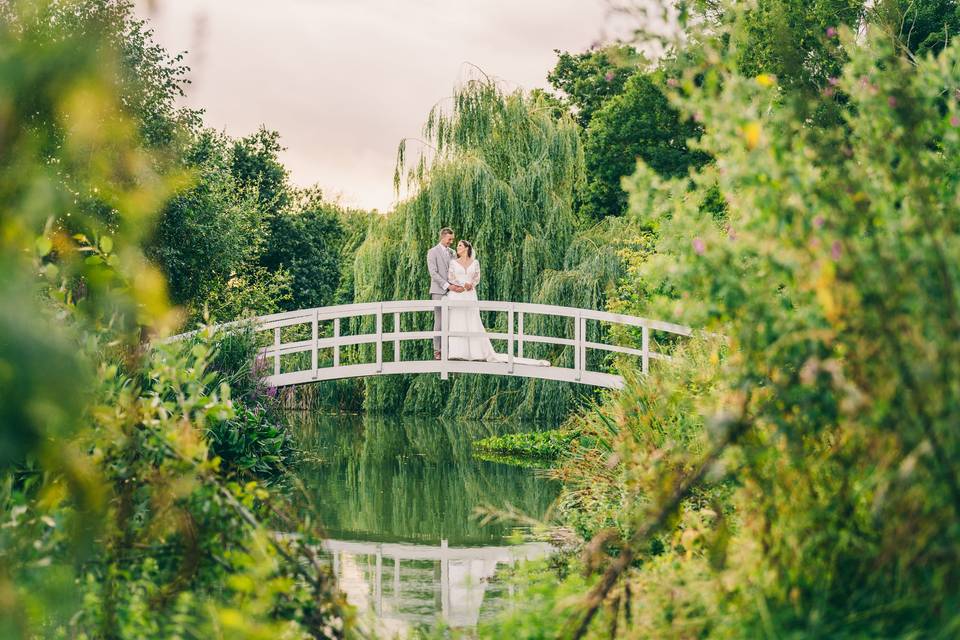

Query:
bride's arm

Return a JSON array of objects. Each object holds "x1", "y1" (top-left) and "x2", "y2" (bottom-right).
[{"x1": 471, "y1": 261, "x2": 481, "y2": 288}]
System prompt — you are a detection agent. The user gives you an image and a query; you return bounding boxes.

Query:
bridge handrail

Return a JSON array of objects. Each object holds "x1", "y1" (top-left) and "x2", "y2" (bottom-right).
[{"x1": 241, "y1": 300, "x2": 692, "y2": 335}]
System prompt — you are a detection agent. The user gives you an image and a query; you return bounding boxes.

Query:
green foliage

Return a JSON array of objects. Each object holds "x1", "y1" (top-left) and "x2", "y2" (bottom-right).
[
  {"x1": 0, "y1": 2, "x2": 348, "y2": 636},
  {"x1": 734, "y1": 0, "x2": 866, "y2": 95},
  {"x1": 546, "y1": 45, "x2": 644, "y2": 128},
  {"x1": 147, "y1": 130, "x2": 268, "y2": 308},
  {"x1": 207, "y1": 406, "x2": 294, "y2": 480},
  {"x1": 500, "y1": 5, "x2": 960, "y2": 637},
  {"x1": 582, "y1": 72, "x2": 709, "y2": 219},
  {"x1": 874, "y1": 0, "x2": 960, "y2": 58},
  {"x1": 260, "y1": 188, "x2": 348, "y2": 311},
  {"x1": 473, "y1": 428, "x2": 577, "y2": 460},
  {"x1": 230, "y1": 126, "x2": 291, "y2": 218}
]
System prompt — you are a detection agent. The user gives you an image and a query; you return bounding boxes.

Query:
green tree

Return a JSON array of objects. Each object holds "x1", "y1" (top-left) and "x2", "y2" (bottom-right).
[
  {"x1": 582, "y1": 72, "x2": 708, "y2": 219},
  {"x1": 873, "y1": 0, "x2": 960, "y2": 57},
  {"x1": 260, "y1": 188, "x2": 348, "y2": 311},
  {"x1": 231, "y1": 126, "x2": 291, "y2": 219},
  {"x1": 546, "y1": 44, "x2": 643, "y2": 127},
  {"x1": 734, "y1": 0, "x2": 866, "y2": 94},
  {"x1": 147, "y1": 130, "x2": 266, "y2": 308}
]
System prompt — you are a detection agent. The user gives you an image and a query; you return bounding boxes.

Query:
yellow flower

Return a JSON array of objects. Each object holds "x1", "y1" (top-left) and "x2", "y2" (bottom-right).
[
  {"x1": 743, "y1": 121, "x2": 762, "y2": 150},
  {"x1": 755, "y1": 73, "x2": 776, "y2": 87}
]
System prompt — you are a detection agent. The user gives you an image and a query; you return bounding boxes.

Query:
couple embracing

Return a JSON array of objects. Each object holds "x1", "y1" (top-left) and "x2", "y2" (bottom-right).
[{"x1": 426, "y1": 227, "x2": 548, "y2": 367}]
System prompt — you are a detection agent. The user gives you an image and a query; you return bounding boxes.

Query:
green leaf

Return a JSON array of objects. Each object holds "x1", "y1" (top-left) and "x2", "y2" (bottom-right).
[
  {"x1": 99, "y1": 236, "x2": 113, "y2": 253},
  {"x1": 36, "y1": 236, "x2": 53, "y2": 256}
]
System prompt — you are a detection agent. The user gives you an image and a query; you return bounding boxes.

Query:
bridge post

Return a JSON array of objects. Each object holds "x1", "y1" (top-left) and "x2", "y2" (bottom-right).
[
  {"x1": 440, "y1": 299, "x2": 449, "y2": 380},
  {"x1": 376, "y1": 303, "x2": 383, "y2": 373},
  {"x1": 641, "y1": 325, "x2": 650, "y2": 374},
  {"x1": 311, "y1": 308, "x2": 318, "y2": 379},
  {"x1": 508, "y1": 304, "x2": 515, "y2": 374}
]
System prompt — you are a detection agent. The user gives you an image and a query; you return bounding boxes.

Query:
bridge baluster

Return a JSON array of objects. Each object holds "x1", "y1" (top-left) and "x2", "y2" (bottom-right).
[
  {"x1": 393, "y1": 312, "x2": 400, "y2": 362},
  {"x1": 274, "y1": 327, "x2": 280, "y2": 377},
  {"x1": 642, "y1": 325, "x2": 650, "y2": 374},
  {"x1": 311, "y1": 309, "x2": 318, "y2": 380},
  {"x1": 574, "y1": 312, "x2": 582, "y2": 381},
  {"x1": 376, "y1": 304, "x2": 383, "y2": 373},
  {"x1": 333, "y1": 318, "x2": 340, "y2": 368},
  {"x1": 518, "y1": 311, "x2": 524, "y2": 358}
]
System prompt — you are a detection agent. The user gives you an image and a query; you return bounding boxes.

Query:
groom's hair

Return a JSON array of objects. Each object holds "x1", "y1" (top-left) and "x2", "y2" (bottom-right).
[{"x1": 439, "y1": 227, "x2": 454, "y2": 238}]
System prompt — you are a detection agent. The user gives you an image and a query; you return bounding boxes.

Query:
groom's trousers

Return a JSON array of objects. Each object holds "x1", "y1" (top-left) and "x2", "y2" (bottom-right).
[{"x1": 432, "y1": 293, "x2": 444, "y2": 352}]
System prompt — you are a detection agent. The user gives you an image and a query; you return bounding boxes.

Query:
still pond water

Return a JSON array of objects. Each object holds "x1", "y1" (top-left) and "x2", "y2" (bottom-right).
[{"x1": 290, "y1": 414, "x2": 560, "y2": 637}]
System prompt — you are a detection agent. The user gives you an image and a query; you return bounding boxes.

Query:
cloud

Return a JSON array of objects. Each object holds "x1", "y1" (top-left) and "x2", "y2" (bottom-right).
[{"x1": 137, "y1": 0, "x2": 614, "y2": 211}]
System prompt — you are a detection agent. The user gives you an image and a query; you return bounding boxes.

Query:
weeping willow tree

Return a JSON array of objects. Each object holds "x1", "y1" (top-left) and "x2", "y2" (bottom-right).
[{"x1": 342, "y1": 78, "x2": 625, "y2": 421}]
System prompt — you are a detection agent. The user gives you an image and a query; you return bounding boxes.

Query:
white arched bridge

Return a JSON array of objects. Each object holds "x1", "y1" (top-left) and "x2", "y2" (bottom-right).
[{"x1": 186, "y1": 300, "x2": 692, "y2": 390}]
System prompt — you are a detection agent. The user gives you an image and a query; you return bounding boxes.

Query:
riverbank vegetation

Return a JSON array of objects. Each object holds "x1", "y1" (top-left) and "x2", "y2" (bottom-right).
[
  {"x1": 483, "y1": 1, "x2": 960, "y2": 637},
  {"x1": 4, "y1": 0, "x2": 960, "y2": 637}
]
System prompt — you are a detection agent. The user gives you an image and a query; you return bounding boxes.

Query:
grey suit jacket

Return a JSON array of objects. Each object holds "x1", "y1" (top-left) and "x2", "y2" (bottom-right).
[{"x1": 427, "y1": 243, "x2": 454, "y2": 296}]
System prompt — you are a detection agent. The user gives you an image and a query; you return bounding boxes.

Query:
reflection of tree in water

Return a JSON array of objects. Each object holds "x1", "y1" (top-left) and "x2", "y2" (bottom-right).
[{"x1": 291, "y1": 414, "x2": 559, "y2": 545}]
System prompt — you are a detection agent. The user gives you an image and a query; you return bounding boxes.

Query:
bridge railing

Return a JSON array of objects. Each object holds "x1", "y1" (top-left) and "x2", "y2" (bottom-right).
[{"x1": 242, "y1": 300, "x2": 691, "y2": 389}]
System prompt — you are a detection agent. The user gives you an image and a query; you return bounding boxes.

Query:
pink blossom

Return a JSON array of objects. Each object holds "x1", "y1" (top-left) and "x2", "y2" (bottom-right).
[
  {"x1": 828, "y1": 77, "x2": 840, "y2": 86},
  {"x1": 823, "y1": 87, "x2": 835, "y2": 98},
  {"x1": 888, "y1": 96, "x2": 897, "y2": 108},
  {"x1": 810, "y1": 237, "x2": 821, "y2": 249},
  {"x1": 813, "y1": 215, "x2": 825, "y2": 229},
  {"x1": 667, "y1": 78, "x2": 679, "y2": 87},
  {"x1": 727, "y1": 226, "x2": 737, "y2": 241},
  {"x1": 831, "y1": 241, "x2": 842, "y2": 261},
  {"x1": 826, "y1": 27, "x2": 837, "y2": 37},
  {"x1": 692, "y1": 237, "x2": 706, "y2": 255},
  {"x1": 951, "y1": 115, "x2": 960, "y2": 127},
  {"x1": 605, "y1": 71, "x2": 615, "y2": 82}
]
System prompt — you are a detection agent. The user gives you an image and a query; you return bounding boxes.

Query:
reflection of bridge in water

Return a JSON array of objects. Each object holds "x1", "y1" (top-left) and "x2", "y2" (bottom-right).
[{"x1": 323, "y1": 537, "x2": 551, "y2": 631}]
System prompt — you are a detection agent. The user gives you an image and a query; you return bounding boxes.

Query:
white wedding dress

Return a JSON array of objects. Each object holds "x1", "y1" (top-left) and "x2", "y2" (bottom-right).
[{"x1": 446, "y1": 259, "x2": 549, "y2": 366}]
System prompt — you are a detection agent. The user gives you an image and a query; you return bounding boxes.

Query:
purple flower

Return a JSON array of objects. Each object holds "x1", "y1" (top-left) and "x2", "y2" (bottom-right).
[
  {"x1": 813, "y1": 215, "x2": 825, "y2": 229},
  {"x1": 605, "y1": 71, "x2": 615, "y2": 82},
  {"x1": 266, "y1": 386, "x2": 278, "y2": 398},
  {"x1": 828, "y1": 77, "x2": 840, "y2": 86},
  {"x1": 826, "y1": 26, "x2": 837, "y2": 37},
  {"x1": 692, "y1": 237, "x2": 706, "y2": 255},
  {"x1": 831, "y1": 241, "x2": 842, "y2": 261}
]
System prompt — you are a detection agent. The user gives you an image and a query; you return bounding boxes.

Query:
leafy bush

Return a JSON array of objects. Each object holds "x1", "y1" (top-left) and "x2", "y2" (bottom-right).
[{"x1": 474, "y1": 428, "x2": 578, "y2": 460}]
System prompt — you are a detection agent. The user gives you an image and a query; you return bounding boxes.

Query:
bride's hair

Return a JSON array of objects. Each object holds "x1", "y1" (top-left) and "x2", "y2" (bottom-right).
[{"x1": 459, "y1": 240, "x2": 473, "y2": 257}]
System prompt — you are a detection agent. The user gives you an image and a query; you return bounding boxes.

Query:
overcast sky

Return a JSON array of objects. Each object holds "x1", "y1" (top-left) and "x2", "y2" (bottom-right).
[{"x1": 134, "y1": 0, "x2": 632, "y2": 212}]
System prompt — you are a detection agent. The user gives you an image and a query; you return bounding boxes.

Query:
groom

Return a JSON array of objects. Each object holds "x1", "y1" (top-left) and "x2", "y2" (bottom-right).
[{"x1": 427, "y1": 227, "x2": 465, "y2": 360}]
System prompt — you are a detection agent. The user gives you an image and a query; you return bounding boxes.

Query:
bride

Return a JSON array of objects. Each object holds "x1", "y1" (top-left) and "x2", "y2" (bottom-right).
[{"x1": 446, "y1": 240, "x2": 549, "y2": 366}]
